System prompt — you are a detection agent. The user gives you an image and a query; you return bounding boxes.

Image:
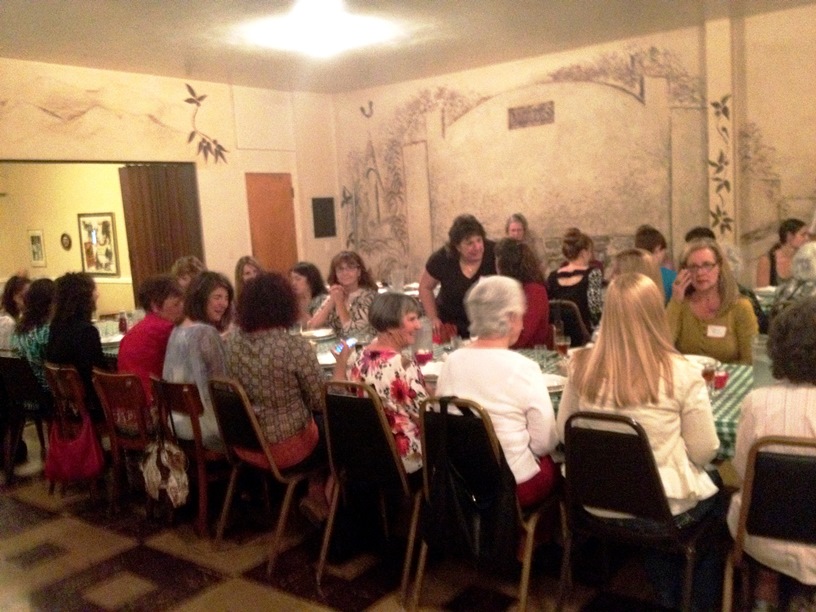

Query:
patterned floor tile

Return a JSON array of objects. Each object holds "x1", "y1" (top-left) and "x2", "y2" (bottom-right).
[
  {"x1": 172, "y1": 577, "x2": 335, "y2": 612},
  {"x1": 0, "y1": 495, "x2": 57, "y2": 538},
  {"x1": 27, "y1": 545, "x2": 223, "y2": 611}
]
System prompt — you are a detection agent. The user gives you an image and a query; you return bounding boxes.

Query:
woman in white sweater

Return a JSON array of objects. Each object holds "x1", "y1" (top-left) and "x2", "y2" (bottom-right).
[{"x1": 436, "y1": 275, "x2": 558, "y2": 508}]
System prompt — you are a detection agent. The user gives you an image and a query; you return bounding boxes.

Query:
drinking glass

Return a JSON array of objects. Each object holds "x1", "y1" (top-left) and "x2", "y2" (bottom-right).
[
  {"x1": 555, "y1": 334, "x2": 571, "y2": 358},
  {"x1": 702, "y1": 363, "x2": 716, "y2": 393}
]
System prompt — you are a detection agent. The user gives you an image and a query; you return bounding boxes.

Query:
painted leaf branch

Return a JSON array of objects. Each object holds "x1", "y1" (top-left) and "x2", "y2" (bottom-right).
[{"x1": 184, "y1": 84, "x2": 228, "y2": 163}]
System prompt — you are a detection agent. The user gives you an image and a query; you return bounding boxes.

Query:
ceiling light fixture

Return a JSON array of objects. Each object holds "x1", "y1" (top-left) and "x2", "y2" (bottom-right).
[{"x1": 240, "y1": 0, "x2": 403, "y2": 58}]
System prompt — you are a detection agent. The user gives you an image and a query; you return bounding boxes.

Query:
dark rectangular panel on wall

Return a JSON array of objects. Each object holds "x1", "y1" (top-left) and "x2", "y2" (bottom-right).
[
  {"x1": 508, "y1": 101, "x2": 555, "y2": 130},
  {"x1": 312, "y1": 197, "x2": 336, "y2": 238}
]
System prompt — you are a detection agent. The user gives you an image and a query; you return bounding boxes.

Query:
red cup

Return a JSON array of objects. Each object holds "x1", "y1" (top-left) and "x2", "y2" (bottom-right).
[{"x1": 714, "y1": 370, "x2": 729, "y2": 390}]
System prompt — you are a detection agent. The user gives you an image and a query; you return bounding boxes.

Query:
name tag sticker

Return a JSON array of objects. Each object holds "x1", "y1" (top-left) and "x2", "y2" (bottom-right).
[{"x1": 707, "y1": 325, "x2": 727, "y2": 338}]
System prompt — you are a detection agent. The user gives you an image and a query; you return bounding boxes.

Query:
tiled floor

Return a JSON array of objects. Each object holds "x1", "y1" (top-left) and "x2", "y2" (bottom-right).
[{"x1": 0, "y1": 424, "x2": 664, "y2": 611}]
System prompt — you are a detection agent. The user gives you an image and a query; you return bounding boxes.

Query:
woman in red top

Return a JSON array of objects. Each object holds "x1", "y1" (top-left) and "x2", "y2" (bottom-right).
[{"x1": 495, "y1": 238, "x2": 552, "y2": 349}]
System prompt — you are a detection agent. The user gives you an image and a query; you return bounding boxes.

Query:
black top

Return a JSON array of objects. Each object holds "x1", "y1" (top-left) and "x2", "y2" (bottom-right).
[
  {"x1": 425, "y1": 240, "x2": 496, "y2": 338},
  {"x1": 546, "y1": 267, "x2": 602, "y2": 335},
  {"x1": 45, "y1": 318, "x2": 107, "y2": 418}
]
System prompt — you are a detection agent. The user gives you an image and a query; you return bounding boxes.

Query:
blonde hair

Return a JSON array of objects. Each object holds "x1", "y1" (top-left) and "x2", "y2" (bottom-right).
[
  {"x1": 234, "y1": 255, "x2": 264, "y2": 300},
  {"x1": 571, "y1": 273, "x2": 677, "y2": 407},
  {"x1": 612, "y1": 248, "x2": 663, "y2": 291},
  {"x1": 678, "y1": 239, "x2": 739, "y2": 313}
]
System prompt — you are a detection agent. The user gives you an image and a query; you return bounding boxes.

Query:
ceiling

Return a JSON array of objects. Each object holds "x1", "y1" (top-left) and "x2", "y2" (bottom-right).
[{"x1": 1, "y1": 0, "x2": 812, "y2": 93}]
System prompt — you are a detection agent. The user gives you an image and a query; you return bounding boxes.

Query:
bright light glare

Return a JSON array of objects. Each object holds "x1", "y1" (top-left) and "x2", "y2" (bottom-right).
[{"x1": 241, "y1": 0, "x2": 402, "y2": 58}]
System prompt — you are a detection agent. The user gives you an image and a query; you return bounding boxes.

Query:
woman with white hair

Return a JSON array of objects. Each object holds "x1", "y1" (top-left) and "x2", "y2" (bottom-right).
[
  {"x1": 771, "y1": 241, "x2": 816, "y2": 313},
  {"x1": 435, "y1": 276, "x2": 558, "y2": 507}
]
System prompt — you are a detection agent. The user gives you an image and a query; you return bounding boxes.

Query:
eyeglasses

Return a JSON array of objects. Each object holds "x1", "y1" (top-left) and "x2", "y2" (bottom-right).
[
  {"x1": 336, "y1": 264, "x2": 360, "y2": 272},
  {"x1": 686, "y1": 262, "x2": 718, "y2": 273}
]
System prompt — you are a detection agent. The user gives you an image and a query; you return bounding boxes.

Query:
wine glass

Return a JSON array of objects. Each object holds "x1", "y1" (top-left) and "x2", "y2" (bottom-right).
[{"x1": 555, "y1": 334, "x2": 572, "y2": 358}]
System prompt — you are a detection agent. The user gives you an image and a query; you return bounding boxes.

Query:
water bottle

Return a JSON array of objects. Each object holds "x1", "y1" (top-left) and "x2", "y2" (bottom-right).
[{"x1": 752, "y1": 334, "x2": 774, "y2": 388}]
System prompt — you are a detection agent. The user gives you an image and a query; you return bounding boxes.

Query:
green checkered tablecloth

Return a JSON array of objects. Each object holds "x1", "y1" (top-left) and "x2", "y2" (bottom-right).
[{"x1": 516, "y1": 349, "x2": 751, "y2": 460}]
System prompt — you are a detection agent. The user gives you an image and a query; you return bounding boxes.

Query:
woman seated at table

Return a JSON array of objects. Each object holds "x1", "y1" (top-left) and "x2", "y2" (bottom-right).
[
  {"x1": 771, "y1": 241, "x2": 816, "y2": 315},
  {"x1": 11, "y1": 278, "x2": 55, "y2": 391},
  {"x1": 170, "y1": 255, "x2": 206, "y2": 292},
  {"x1": 611, "y1": 248, "x2": 664, "y2": 296},
  {"x1": 163, "y1": 271, "x2": 232, "y2": 451},
  {"x1": 756, "y1": 217, "x2": 809, "y2": 287},
  {"x1": 333, "y1": 292, "x2": 427, "y2": 474},
  {"x1": 419, "y1": 214, "x2": 496, "y2": 340},
  {"x1": 308, "y1": 251, "x2": 377, "y2": 341},
  {"x1": 117, "y1": 274, "x2": 184, "y2": 402},
  {"x1": 495, "y1": 237, "x2": 551, "y2": 349},
  {"x1": 435, "y1": 276, "x2": 558, "y2": 508},
  {"x1": 726, "y1": 297, "x2": 816, "y2": 611},
  {"x1": 227, "y1": 272, "x2": 325, "y2": 471},
  {"x1": 233, "y1": 255, "x2": 263, "y2": 303},
  {"x1": 558, "y1": 272, "x2": 722, "y2": 608},
  {"x1": 45, "y1": 272, "x2": 109, "y2": 421},
  {"x1": 0, "y1": 274, "x2": 31, "y2": 350},
  {"x1": 547, "y1": 227, "x2": 603, "y2": 337},
  {"x1": 668, "y1": 239, "x2": 758, "y2": 364},
  {"x1": 290, "y1": 261, "x2": 328, "y2": 328}
]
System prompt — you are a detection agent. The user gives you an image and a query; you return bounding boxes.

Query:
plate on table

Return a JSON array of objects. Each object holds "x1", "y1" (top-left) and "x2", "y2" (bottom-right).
[
  {"x1": 683, "y1": 354, "x2": 721, "y2": 372},
  {"x1": 420, "y1": 360, "x2": 443, "y2": 379},
  {"x1": 542, "y1": 373, "x2": 567, "y2": 393},
  {"x1": 100, "y1": 333, "x2": 124, "y2": 347},
  {"x1": 754, "y1": 286, "x2": 776, "y2": 298},
  {"x1": 300, "y1": 327, "x2": 336, "y2": 340}
]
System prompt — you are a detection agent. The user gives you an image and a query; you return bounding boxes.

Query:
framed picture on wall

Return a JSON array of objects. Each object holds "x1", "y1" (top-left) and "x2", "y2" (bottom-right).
[
  {"x1": 27, "y1": 229, "x2": 46, "y2": 267},
  {"x1": 78, "y1": 212, "x2": 120, "y2": 276}
]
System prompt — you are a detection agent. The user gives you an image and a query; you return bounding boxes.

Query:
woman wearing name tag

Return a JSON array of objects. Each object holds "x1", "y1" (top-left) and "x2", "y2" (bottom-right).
[{"x1": 668, "y1": 239, "x2": 758, "y2": 364}]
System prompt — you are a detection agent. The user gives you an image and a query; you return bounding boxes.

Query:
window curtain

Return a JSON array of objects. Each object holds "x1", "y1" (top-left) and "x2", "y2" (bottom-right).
[{"x1": 118, "y1": 164, "x2": 203, "y2": 301}]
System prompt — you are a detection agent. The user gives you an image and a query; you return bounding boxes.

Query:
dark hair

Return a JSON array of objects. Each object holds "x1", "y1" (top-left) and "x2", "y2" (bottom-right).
[
  {"x1": 634, "y1": 224, "x2": 667, "y2": 252},
  {"x1": 290, "y1": 261, "x2": 327, "y2": 298},
  {"x1": 326, "y1": 251, "x2": 377, "y2": 290},
  {"x1": 237, "y1": 272, "x2": 297, "y2": 332},
  {"x1": 561, "y1": 227, "x2": 593, "y2": 260},
  {"x1": 684, "y1": 226, "x2": 716, "y2": 242},
  {"x1": 495, "y1": 237, "x2": 544, "y2": 284},
  {"x1": 446, "y1": 214, "x2": 486, "y2": 252},
  {"x1": 505, "y1": 213, "x2": 529, "y2": 235},
  {"x1": 768, "y1": 296, "x2": 816, "y2": 384},
  {"x1": 170, "y1": 255, "x2": 206, "y2": 279},
  {"x1": 778, "y1": 218, "x2": 806, "y2": 244},
  {"x1": 16, "y1": 278, "x2": 55, "y2": 334},
  {"x1": 368, "y1": 292, "x2": 421, "y2": 332},
  {"x1": 184, "y1": 271, "x2": 233, "y2": 331},
  {"x1": 137, "y1": 274, "x2": 183, "y2": 311},
  {"x1": 1, "y1": 275, "x2": 31, "y2": 318},
  {"x1": 51, "y1": 272, "x2": 96, "y2": 331}
]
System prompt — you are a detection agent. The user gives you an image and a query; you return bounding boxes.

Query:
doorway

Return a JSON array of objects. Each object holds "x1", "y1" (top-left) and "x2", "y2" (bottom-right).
[{"x1": 245, "y1": 173, "x2": 298, "y2": 273}]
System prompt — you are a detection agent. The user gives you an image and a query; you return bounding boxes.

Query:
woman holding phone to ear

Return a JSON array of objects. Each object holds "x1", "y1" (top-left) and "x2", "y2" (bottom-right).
[
  {"x1": 668, "y1": 239, "x2": 758, "y2": 364},
  {"x1": 333, "y1": 292, "x2": 427, "y2": 474}
]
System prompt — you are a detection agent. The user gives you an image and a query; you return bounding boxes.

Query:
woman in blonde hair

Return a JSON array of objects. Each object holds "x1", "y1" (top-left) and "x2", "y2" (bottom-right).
[
  {"x1": 233, "y1": 255, "x2": 264, "y2": 303},
  {"x1": 669, "y1": 239, "x2": 758, "y2": 364},
  {"x1": 611, "y1": 248, "x2": 664, "y2": 300},
  {"x1": 557, "y1": 273, "x2": 722, "y2": 608}
]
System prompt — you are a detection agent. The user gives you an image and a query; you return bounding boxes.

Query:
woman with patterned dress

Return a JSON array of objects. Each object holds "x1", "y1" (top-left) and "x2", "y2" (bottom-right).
[
  {"x1": 11, "y1": 278, "x2": 55, "y2": 391},
  {"x1": 308, "y1": 251, "x2": 377, "y2": 341},
  {"x1": 333, "y1": 292, "x2": 427, "y2": 474}
]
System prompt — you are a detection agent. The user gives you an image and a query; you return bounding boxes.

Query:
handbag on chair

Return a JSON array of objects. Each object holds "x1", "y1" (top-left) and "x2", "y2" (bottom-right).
[{"x1": 44, "y1": 411, "x2": 105, "y2": 482}]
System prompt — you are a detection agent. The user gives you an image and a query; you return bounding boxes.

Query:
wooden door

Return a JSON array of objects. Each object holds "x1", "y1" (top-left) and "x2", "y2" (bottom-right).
[{"x1": 245, "y1": 173, "x2": 297, "y2": 273}]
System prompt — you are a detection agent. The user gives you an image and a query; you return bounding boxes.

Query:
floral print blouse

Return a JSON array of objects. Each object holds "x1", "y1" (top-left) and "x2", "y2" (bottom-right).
[
  {"x1": 347, "y1": 347, "x2": 427, "y2": 474},
  {"x1": 326, "y1": 288, "x2": 377, "y2": 341}
]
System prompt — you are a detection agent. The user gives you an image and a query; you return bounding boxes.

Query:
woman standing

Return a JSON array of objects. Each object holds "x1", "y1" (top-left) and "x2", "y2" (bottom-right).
[
  {"x1": 333, "y1": 292, "x2": 428, "y2": 474},
  {"x1": 756, "y1": 218, "x2": 809, "y2": 287},
  {"x1": 11, "y1": 278, "x2": 56, "y2": 390},
  {"x1": 669, "y1": 239, "x2": 758, "y2": 364},
  {"x1": 419, "y1": 214, "x2": 496, "y2": 340},
  {"x1": 290, "y1": 261, "x2": 328, "y2": 328},
  {"x1": 547, "y1": 227, "x2": 603, "y2": 336},
  {"x1": 0, "y1": 275, "x2": 31, "y2": 350},
  {"x1": 308, "y1": 251, "x2": 377, "y2": 341},
  {"x1": 436, "y1": 276, "x2": 558, "y2": 508},
  {"x1": 558, "y1": 272, "x2": 722, "y2": 609},
  {"x1": 162, "y1": 271, "x2": 232, "y2": 450},
  {"x1": 45, "y1": 272, "x2": 108, "y2": 420},
  {"x1": 495, "y1": 237, "x2": 551, "y2": 349}
]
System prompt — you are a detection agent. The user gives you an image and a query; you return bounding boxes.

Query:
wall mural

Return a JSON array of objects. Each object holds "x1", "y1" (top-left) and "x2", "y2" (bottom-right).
[
  {"x1": 708, "y1": 95, "x2": 734, "y2": 236},
  {"x1": 184, "y1": 84, "x2": 228, "y2": 163},
  {"x1": 341, "y1": 46, "x2": 704, "y2": 280}
]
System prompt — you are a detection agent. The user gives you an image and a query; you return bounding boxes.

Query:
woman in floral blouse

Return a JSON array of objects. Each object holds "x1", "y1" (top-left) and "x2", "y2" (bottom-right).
[
  {"x1": 308, "y1": 251, "x2": 377, "y2": 341},
  {"x1": 334, "y1": 292, "x2": 427, "y2": 474}
]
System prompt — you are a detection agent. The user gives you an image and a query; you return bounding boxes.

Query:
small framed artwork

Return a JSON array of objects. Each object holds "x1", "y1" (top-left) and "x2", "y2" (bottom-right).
[
  {"x1": 78, "y1": 212, "x2": 120, "y2": 276},
  {"x1": 28, "y1": 229, "x2": 46, "y2": 267}
]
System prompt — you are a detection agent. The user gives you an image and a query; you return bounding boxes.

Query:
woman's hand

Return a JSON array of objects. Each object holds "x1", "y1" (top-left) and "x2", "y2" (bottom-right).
[
  {"x1": 672, "y1": 269, "x2": 692, "y2": 302},
  {"x1": 328, "y1": 284, "x2": 345, "y2": 305},
  {"x1": 430, "y1": 316, "x2": 444, "y2": 338},
  {"x1": 331, "y1": 340, "x2": 353, "y2": 380}
]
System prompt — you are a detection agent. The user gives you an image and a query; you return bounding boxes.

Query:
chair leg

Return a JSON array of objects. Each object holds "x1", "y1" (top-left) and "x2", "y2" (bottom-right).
[
  {"x1": 266, "y1": 479, "x2": 300, "y2": 576},
  {"x1": 681, "y1": 550, "x2": 697, "y2": 612},
  {"x1": 409, "y1": 541, "x2": 429, "y2": 612},
  {"x1": 34, "y1": 417, "x2": 47, "y2": 460},
  {"x1": 722, "y1": 552, "x2": 734, "y2": 612},
  {"x1": 518, "y1": 513, "x2": 541, "y2": 612},
  {"x1": 399, "y1": 491, "x2": 422, "y2": 607},
  {"x1": 316, "y1": 481, "x2": 342, "y2": 586},
  {"x1": 378, "y1": 489, "x2": 390, "y2": 541},
  {"x1": 108, "y1": 450, "x2": 123, "y2": 514},
  {"x1": 3, "y1": 414, "x2": 25, "y2": 484},
  {"x1": 194, "y1": 461, "x2": 208, "y2": 538},
  {"x1": 215, "y1": 466, "x2": 240, "y2": 546},
  {"x1": 556, "y1": 531, "x2": 573, "y2": 612}
]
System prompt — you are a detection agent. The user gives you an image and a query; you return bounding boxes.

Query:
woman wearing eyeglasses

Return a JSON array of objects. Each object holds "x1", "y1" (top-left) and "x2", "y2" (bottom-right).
[
  {"x1": 307, "y1": 251, "x2": 377, "y2": 341},
  {"x1": 668, "y1": 239, "x2": 758, "y2": 364}
]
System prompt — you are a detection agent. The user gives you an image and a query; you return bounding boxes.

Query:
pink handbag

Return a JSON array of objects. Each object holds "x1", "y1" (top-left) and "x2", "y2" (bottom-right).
[{"x1": 44, "y1": 413, "x2": 105, "y2": 482}]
